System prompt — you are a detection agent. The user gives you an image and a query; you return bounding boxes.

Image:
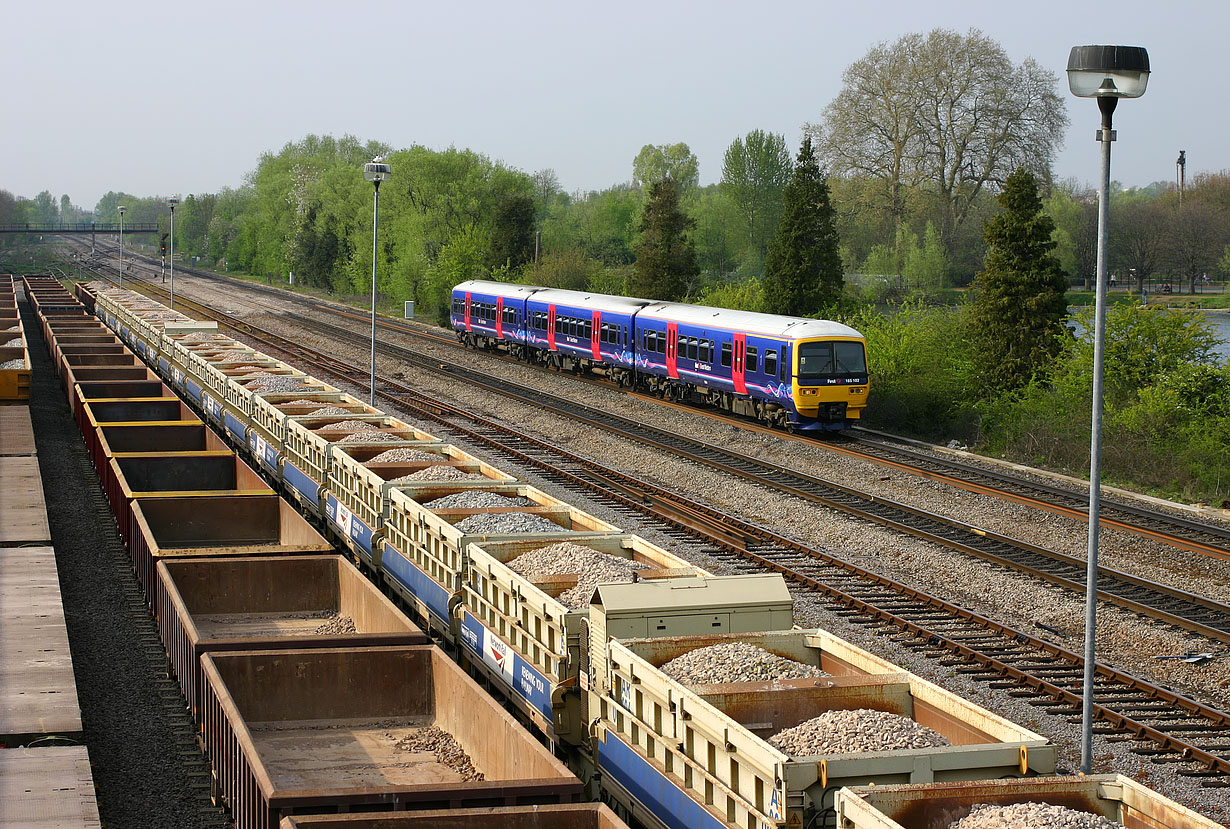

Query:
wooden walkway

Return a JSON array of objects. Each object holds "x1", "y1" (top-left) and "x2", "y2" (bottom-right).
[{"x1": 0, "y1": 747, "x2": 101, "y2": 827}]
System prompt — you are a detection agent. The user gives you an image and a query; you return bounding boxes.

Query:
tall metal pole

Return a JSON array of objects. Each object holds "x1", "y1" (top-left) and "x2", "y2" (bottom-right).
[
  {"x1": 118, "y1": 211, "x2": 125, "y2": 287},
  {"x1": 370, "y1": 180, "x2": 381, "y2": 407},
  {"x1": 169, "y1": 204, "x2": 176, "y2": 312},
  {"x1": 1081, "y1": 94, "x2": 1117, "y2": 774}
]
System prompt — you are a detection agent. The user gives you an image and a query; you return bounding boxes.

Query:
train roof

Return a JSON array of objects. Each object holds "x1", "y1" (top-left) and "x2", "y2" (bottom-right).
[
  {"x1": 454, "y1": 280, "x2": 545, "y2": 300},
  {"x1": 637, "y1": 302, "x2": 863, "y2": 340},
  {"x1": 528, "y1": 287, "x2": 654, "y2": 315}
]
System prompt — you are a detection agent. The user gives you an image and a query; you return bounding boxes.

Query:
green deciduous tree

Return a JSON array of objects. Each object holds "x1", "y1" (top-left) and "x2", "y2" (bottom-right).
[
  {"x1": 720, "y1": 130, "x2": 792, "y2": 264},
  {"x1": 761, "y1": 138, "x2": 843, "y2": 316},
  {"x1": 903, "y1": 222, "x2": 949, "y2": 295},
  {"x1": 969, "y1": 168, "x2": 1069, "y2": 392},
  {"x1": 632, "y1": 177, "x2": 698, "y2": 301},
  {"x1": 632, "y1": 143, "x2": 699, "y2": 196}
]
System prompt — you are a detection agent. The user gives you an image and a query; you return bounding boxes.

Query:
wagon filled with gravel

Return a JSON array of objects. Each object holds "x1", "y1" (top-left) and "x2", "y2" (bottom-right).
[
  {"x1": 595, "y1": 636, "x2": 1055, "y2": 829},
  {"x1": 280, "y1": 414, "x2": 430, "y2": 517},
  {"x1": 834, "y1": 774, "x2": 1224, "y2": 829},
  {"x1": 380, "y1": 482, "x2": 623, "y2": 640},
  {"x1": 246, "y1": 391, "x2": 375, "y2": 475},
  {"x1": 460, "y1": 533, "x2": 702, "y2": 744},
  {"x1": 324, "y1": 441, "x2": 492, "y2": 566}
]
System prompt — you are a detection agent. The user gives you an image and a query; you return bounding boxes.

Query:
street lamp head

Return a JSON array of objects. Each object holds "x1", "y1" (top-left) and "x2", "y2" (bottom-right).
[
  {"x1": 168, "y1": 196, "x2": 179, "y2": 209},
  {"x1": 117, "y1": 205, "x2": 127, "y2": 214},
  {"x1": 1067, "y1": 45, "x2": 1150, "y2": 98},
  {"x1": 363, "y1": 158, "x2": 393, "y2": 183}
]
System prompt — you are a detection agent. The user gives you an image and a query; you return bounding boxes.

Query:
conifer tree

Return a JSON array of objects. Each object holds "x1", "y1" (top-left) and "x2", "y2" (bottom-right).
[
  {"x1": 970, "y1": 167, "x2": 1069, "y2": 391},
  {"x1": 632, "y1": 177, "x2": 698, "y2": 301},
  {"x1": 762, "y1": 137, "x2": 843, "y2": 316}
]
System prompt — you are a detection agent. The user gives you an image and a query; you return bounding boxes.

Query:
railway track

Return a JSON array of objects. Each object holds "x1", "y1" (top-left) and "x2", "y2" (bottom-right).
[
  {"x1": 75, "y1": 239, "x2": 1230, "y2": 561},
  {"x1": 77, "y1": 258, "x2": 1230, "y2": 646},
  {"x1": 80, "y1": 265, "x2": 1230, "y2": 785}
]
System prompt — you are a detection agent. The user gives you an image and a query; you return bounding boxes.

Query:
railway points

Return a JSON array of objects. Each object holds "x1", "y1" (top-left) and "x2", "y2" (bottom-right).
[{"x1": 5, "y1": 255, "x2": 1229, "y2": 827}]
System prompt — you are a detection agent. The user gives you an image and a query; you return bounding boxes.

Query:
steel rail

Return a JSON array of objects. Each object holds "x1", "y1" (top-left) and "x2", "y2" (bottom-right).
[
  {"x1": 76, "y1": 237, "x2": 1230, "y2": 559},
  {"x1": 85, "y1": 268, "x2": 1230, "y2": 782}
]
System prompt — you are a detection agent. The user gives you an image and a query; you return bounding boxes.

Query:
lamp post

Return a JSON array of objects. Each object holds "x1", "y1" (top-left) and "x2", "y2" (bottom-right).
[
  {"x1": 1066, "y1": 43, "x2": 1150, "y2": 775},
  {"x1": 117, "y1": 205, "x2": 127, "y2": 287},
  {"x1": 363, "y1": 157, "x2": 392, "y2": 407},
  {"x1": 168, "y1": 197, "x2": 179, "y2": 312}
]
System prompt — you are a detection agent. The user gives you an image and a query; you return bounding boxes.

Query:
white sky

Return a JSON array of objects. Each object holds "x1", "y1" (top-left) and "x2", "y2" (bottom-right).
[{"x1": 2, "y1": 0, "x2": 1223, "y2": 209}]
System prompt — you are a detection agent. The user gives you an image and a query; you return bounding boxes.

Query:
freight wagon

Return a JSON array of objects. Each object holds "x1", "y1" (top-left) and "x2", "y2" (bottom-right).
[{"x1": 75, "y1": 281, "x2": 1220, "y2": 829}]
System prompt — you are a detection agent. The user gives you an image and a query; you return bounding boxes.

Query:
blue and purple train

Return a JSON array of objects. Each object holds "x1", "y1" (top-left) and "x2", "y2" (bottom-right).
[{"x1": 451, "y1": 280, "x2": 869, "y2": 431}]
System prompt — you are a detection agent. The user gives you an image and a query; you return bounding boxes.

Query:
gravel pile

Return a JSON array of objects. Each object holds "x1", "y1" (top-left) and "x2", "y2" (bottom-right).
[
  {"x1": 425, "y1": 491, "x2": 535, "y2": 510},
  {"x1": 2, "y1": 325, "x2": 18, "y2": 332},
  {"x1": 660, "y1": 642, "x2": 830, "y2": 684},
  {"x1": 509, "y1": 541, "x2": 648, "y2": 608},
  {"x1": 308, "y1": 405, "x2": 354, "y2": 417},
  {"x1": 313, "y1": 615, "x2": 357, "y2": 636},
  {"x1": 211, "y1": 350, "x2": 255, "y2": 361},
  {"x1": 318, "y1": 419, "x2": 381, "y2": 432},
  {"x1": 455, "y1": 512, "x2": 563, "y2": 535},
  {"x1": 768, "y1": 709, "x2": 950, "y2": 756},
  {"x1": 4, "y1": 337, "x2": 22, "y2": 347},
  {"x1": 279, "y1": 398, "x2": 328, "y2": 406},
  {"x1": 177, "y1": 332, "x2": 229, "y2": 343},
  {"x1": 0, "y1": 358, "x2": 25, "y2": 369},
  {"x1": 398, "y1": 466, "x2": 491, "y2": 482},
  {"x1": 948, "y1": 803, "x2": 1121, "y2": 829},
  {"x1": 249, "y1": 376, "x2": 308, "y2": 393},
  {"x1": 366, "y1": 447, "x2": 442, "y2": 464},
  {"x1": 392, "y1": 726, "x2": 484, "y2": 782},
  {"x1": 339, "y1": 431, "x2": 400, "y2": 443}
]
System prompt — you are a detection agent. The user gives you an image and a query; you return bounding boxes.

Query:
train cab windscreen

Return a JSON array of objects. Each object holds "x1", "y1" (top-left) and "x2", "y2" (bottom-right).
[{"x1": 796, "y1": 341, "x2": 866, "y2": 383}]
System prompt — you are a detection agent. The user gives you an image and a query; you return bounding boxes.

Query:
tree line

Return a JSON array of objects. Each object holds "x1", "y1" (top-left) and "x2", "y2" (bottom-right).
[{"x1": 3, "y1": 27, "x2": 1227, "y2": 503}]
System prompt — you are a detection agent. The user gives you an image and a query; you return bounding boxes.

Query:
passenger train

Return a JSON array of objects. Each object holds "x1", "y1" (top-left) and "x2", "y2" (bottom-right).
[{"x1": 451, "y1": 280, "x2": 869, "y2": 431}]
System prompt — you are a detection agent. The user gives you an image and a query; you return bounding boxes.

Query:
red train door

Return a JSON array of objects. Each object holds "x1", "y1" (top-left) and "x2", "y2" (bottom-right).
[
  {"x1": 547, "y1": 305, "x2": 557, "y2": 350},
  {"x1": 666, "y1": 322, "x2": 679, "y2": 379},
  {"x1": 464, "y1": 292, "x2": 472, "y2": 332},
  {"x1": 591, "y1": 311, "x2": 602, "y2": 360},
  {"x1": 732, "y1": 333, "x2": 747, "y2": 394},
  {"x1": 495, "y1": 296, "x2": 504, "y2": 339}
]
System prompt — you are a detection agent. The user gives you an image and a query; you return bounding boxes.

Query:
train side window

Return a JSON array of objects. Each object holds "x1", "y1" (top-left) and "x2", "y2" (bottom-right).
[
  {"x1": 746, "y1": 346, "x2": 759, "y2": 373},
  {"x1": 720, "y1": 342, "x2": 732, "y2": 368},
  {"x1": 699, "y1": 340, "x2": 711, "y2": 363},
  {"x1": 764, "y1": 349, "x2": 777, "y2": 377},
  {"x1": 682, "y1": 338, "x2": 694, "y2": 360},
  {"x1": 658, "y1": 332, "x2": 667, "y2": 354}
]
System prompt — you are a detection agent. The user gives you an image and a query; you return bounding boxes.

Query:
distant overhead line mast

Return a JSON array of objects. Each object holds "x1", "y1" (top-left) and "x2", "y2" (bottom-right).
[{"x1": 1176, "y1": 149, "x2": 1186, "y2": 205}]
